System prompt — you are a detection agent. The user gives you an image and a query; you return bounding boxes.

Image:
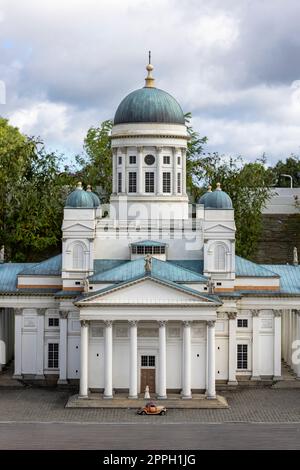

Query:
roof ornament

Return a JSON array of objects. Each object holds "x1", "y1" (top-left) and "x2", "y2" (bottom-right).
[
  {"x1": 144, "y1": 254, "x2": 152, "y2": 273},
  {"x1": 216, "y1": 182, "x2": 221, "y2": 191},
  {"x1": 208, "y1": 185, "x2": 212, "y2": 192},
  {"x1": 0, "y1": 245, "x2": 4, "y2": 264},
  {"x1": 207, "y1": 277, "x2": 215, "y2": 294},
  {"x1": 293, "y1": 246, "x2": 298, "y2": 266},
  {"x1": 86, "y1": 185, "x2": 92, "y2": 192},
  {"x1": 144, "y1": 51, "x2": 155, "y2": 88},
  {"x1": 77, "y1": 182, "x2": 83, "y2": 190}
]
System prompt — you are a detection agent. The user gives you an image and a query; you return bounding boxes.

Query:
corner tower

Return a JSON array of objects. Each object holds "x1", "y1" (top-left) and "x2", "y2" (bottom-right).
[{"x1": 110, "y1": 56, "x2": 189, "y2": 220}]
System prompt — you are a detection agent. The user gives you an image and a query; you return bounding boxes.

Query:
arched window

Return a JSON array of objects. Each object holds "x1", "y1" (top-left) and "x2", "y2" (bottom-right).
[
  {"x1": 214, "y1": 244, "x2": 226, "y2": 271},
  {"x1": 73, "y1": 243, "x2": 84, "y2": 270}
]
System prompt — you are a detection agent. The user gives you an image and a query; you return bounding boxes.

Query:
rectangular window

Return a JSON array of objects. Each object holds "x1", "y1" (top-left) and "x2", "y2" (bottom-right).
[
  {"x1": 48, "y1": 343, "x2": 59, "y2": 369},
  {"x1": 118, "y1": 172, "x2": 122, "y2": 193},
  {"x1": 177, "y1": 172, "x2": 181, "y2": 193},
  {"x1": 163, "y1": 172, "x2": 171, "y2": 193},
  {"x1": 145, "y1": 172, "x2": 155, "y2": 193},
  {"x1": 177, "y1": 156, "x2": 181, "y2": 165},
  {"x1": 118, "y1": 156, "x2": 122, "y2": 165},
  {"x1": 48, "y1": 318, "x2": 59, "y2": 327},
  {"x1": 141, "y1": 355, "x2": 156, "y2": 367},
  {"x1": 163, "y1": 155, "x2": 170, "y2": 165},
  {"x1": 237, "y1": 319, "x2": 248, "y2": 328},
  {"x1": 237, "y1": 344, "x2": 248, "y2": 369},
  {"x1": 128, "y1": 172, "x2": 137, "y2": 193},
  {"x1": 129, "y1": 155, "x2": 136, "y2": 165}
]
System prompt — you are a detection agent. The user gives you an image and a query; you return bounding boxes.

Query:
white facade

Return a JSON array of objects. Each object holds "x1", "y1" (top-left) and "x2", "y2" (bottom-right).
[{"x1": 0, "y1": 62, "x2": 300, "y2": 397}]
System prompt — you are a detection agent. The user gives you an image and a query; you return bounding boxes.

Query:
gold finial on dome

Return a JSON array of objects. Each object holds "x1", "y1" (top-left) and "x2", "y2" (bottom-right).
[
  {"x1": 208, "y1": 185, "x2": 212, "y2": 192},
  {"x1": 77, "y1": 182, "x2": 83, "y2": 190},
  {"x1": 216, "y1": 182, "x2": 221, "y2": 191},
  {"x1": 86, "y1": 185, "x2": 92, "y2": 192},
  {"x1": 144, "y1": 50, "x2": 155, "y2": 88}
]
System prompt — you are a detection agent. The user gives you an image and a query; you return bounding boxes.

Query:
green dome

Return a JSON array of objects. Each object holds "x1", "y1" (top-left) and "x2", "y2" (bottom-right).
[
  {"x1": 86, "y1": 186, "x2": 101, "y2": 207},
  {"x1": 198, "y1": 186, "x2": 212, "y2": 204},
  {"x1": 114, "y1": 87, "x2": 185, "y2": 125},
  {"x1": 65, "y1": 183, "x2": 94, "y2": 208},
  {"x1": 204, "y1": 185, "x2": 233, "y2": 209}
]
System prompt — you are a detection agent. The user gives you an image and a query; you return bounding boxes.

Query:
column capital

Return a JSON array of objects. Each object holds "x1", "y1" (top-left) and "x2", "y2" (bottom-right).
[
  {"x1": 112, "y1": 148, "x2": 117, "y2": 156},
  {"x1": 182, "y1": 320, "x2": 191, "y2": 328},
  {"x1": 14, "y1": 308, "x2": 23, "y2": 316},
  {"x1": 128, "y1": 320, "x2": 138, "y2": 327},
  {"x1": 226, "y1": 311, "x2": 237, "y2": 320},
  {"x1": 292, "y1": 309, "x2": 300, "y2": 316},
  {"x1": 37, "y1": 308, "x2": 46, "y2": 316},
  {"x1": 156, "y1": 146, "x2": 163, "y2": 153},
  {"x1": 251, "y1": 309, "x2": 260, "y2": 317},
  {"x1": 137, "y1": 146, "x2": 144, "y2": 153},
  {"x1": 158, "y1": 320, "x2": 167, "y2": 327},
  {"x1": 207, "y1": 320, "x2": 216, "y2": 328},
  {"x1": 273, "y1": 309, "x2": 283, "y2": 317},
  {"x1": 120, "y1": 146, "x2": 127, "y2": 155},
  {"x1": 80, "y1": 319, "x2": 89, "y2": 327},
  {"x1": 59, "y1": 310, "x2": 69, "y2": 319},
  {"x1": 104, "y1": 320, "x2": 113, "y2": 327}
]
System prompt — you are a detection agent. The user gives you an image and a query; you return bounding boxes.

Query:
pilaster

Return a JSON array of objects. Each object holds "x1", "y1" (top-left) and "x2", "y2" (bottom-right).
[{"x1": 251, "y1": 309, "x2": 261, "y2": 380}]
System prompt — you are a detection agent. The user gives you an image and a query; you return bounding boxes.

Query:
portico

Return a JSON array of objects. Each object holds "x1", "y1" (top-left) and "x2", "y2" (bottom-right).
[{"x1": 77, "y1": 317, "x2": 217, "y2": 400}]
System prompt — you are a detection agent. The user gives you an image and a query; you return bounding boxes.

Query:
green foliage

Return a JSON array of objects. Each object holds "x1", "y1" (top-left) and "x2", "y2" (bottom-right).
[
  {"x1": 0, "y1": 118, "x2": 75, "y2": 262},
  {"x1": 76, "y1": 119, "x2": 113, "y2": 202},
  {"x1": 269, "y1": 155, "x2": 300, "y2": 187}
]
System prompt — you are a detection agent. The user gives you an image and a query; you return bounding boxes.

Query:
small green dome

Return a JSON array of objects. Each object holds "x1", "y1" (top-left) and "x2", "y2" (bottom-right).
[
  {"x1": 86, "y1": 186, "x2": 101, "y2": 207},
  {"x1": 198, "y1": 186, "x2": 212, "y2": 204},
  {"x1": 65, "y1": 183, "x2": 94, "y2": 208},
  {"x1": 114, "y1": 87, "x2": 185, "y2": 125},
  {"x1": 204, "y1": 184, "x2": 233, "y2": 209}
]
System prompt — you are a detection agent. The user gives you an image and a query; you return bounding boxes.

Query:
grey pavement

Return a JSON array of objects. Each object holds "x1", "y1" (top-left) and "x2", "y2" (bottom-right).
[
  {"x1": 0, "y1": 422, "x2": 300, "y2": 449},
  {"x1": 0, "y1": 387, "x2": 299, "y2": 423}
]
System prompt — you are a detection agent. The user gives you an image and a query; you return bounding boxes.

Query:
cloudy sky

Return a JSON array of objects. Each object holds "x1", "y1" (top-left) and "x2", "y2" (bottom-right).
[{"x1": 0, "y1": 0, "x2": 300, "y2": 164}]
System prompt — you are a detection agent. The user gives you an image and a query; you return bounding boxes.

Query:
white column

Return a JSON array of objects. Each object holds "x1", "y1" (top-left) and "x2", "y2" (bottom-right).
[
  {"x1": 58, "y1": 310, "x2": 68, "y2": 385},
  {"x1": 79, "y1": 320, "x2": 89, "y2": 398},
  {"x1": 137, "y1": 146, "x2": 144, "y2": 194},
  {"x1": 251, "y1": 309, "x2": 261, "y2": 380},
  {"x1": 112, "y1": 148, "x2": 117, "y2": 194},
  {"x1": 121, "y1": 147, "x2": 126, "y2": 194},
  {"x1": 182, "y1": 149, "x2": 187, "y2": 195},
  {"x1": 13, "y1": 308, "x2": 22, "y2": 379},
  {"x1": 172, "y1": 148, "x2": 178, "y2": 195},
  {"x1": 157, "y1": 147, "x2": 163, "y2": 195},
  {"x1": 35, "y1": 309, "x2": 45, "y2": 379},
  {"x1": 158, "y1": 321, "x2": 167, "y2": 399},
  {"x1": 295, "y1": 310, "x2": 300, "y2": 379},
  {"x1": 128, "y1": 321, "x2": 138, "y2": 399},
  {"x1": 182, "y1": 321, "x2": 192, "y2": 399},
  {"x1": 206, "y1": 320, "x2": 216, "y2": 399},
  {"x1": 228, "y1": 312, "x2": 238, "y2": 385},
  {"x1": 273, "y1": 310, "x2": 282, "y2": 380},
  {"x1": 104, "y1": 320, "x2": 113, "y2": 399},
  {"x1": 288, "y1": 309, "x2": 293, "y2": 366}
]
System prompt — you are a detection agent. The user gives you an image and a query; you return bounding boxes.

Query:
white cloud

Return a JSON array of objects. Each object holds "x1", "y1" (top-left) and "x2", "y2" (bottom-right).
[{"x1": 0, "y1": 0, "x2": 300, "y2": 163}]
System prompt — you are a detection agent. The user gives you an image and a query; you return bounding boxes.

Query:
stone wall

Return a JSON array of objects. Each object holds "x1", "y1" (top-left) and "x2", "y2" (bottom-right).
[{"x1": 252, "y1": 214, "x2": 300, "y2": 264}]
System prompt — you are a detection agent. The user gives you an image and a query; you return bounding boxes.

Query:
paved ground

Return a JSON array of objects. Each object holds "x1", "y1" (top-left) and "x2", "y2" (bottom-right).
[
  {"x1": 0, "y1": 388, "x2": 299, "y2": 449},
  {"x1": 1, "y1": 422, "x2": 300, "y2": 450}
]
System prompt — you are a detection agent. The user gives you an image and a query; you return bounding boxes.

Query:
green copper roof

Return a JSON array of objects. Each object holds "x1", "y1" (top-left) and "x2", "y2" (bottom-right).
[
  {"x1": 114, "y1": 87, "x2": 185, "y2": 125},
  {"x1": 89, "y1": 257, "x2": 207, "y2": 283},
  {"x1": 65, "y1": 185, "x2": 94, "y2": 208},
  {"x1": 0, "y1": 263, "x2": 35, "y2": 292},
  {"x1": 236, "y1": 256, "x2": 278, "y2": 278},
  {"x1": 204, "y1": 189, "x2": 233, "y2": 209},
  {"x1": 262, "y1": 264, "x2": 300, "y2": 293},
  {"x1": 20, "y1": 254, "x2": 62, "y2": 276}
]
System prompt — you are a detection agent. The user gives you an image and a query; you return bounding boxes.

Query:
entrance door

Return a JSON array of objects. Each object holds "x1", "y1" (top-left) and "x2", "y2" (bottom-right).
[{"x1": 140, "y1": 355, "x2": 156, "y2": 393}]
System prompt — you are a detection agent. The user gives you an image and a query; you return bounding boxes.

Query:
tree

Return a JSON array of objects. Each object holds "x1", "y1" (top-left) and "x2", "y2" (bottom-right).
[
  {"x1": 0, "y1": 118, "x2": 75, "y2": 262},
  {"x1": 270, "y1": 155, "x2": 300, "y2": 187},
  {"x1": 76, "y1": 119, "x2": 113, "y2": 201}
]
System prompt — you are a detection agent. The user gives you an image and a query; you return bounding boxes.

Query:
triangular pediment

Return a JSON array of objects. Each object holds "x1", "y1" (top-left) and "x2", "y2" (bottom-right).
[
  {"x1": 205, "y1": 224, "x2": 235, "y2": 233},
  {"x1": 62, "y1": 222, "x2": 94, "y2": 232},
  {"x1": 77, "y1": 276, "x2": 220, "y2": 306}
]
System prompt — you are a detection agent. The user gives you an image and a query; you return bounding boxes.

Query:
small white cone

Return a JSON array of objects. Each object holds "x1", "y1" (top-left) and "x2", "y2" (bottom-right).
[{"x1": 144, "y1": 385, "x2": 150, "y2": 399}]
